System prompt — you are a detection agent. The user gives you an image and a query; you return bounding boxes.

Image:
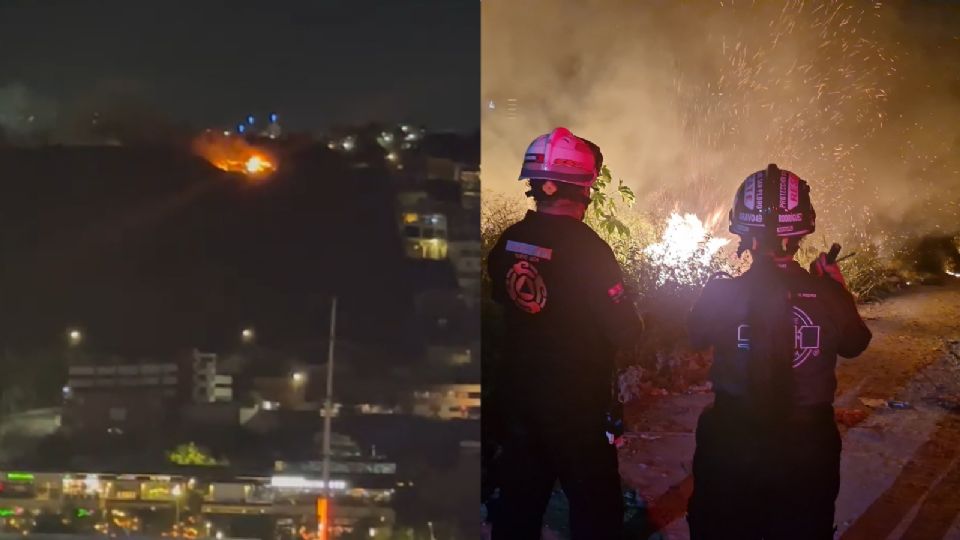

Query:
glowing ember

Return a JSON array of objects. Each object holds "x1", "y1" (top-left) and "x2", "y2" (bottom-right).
[{"x1": 644, "y1": 212, "x2": 730, "y2": 285}]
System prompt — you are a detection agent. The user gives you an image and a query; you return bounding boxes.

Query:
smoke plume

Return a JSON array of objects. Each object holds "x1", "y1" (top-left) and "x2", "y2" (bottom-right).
[
  {"x1": 482, "y1": 0, "x2": 960, "y2": 247},
  {"x1": 0, "y1": 83, "x2": 58, "y2": 144}
]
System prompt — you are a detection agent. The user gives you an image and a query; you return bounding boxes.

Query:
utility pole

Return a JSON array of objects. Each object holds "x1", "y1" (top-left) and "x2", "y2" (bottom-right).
[{"x1": 319, "y1": 296, "x2": 337, "y2": 540}]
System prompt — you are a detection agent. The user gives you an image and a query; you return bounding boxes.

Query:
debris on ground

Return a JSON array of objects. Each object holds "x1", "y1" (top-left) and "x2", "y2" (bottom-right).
[
  {"x1": 835, "y1": 408, "x2": 869, "y2": 427},
  {"x1": 859, "y1": 397, "x2": 887, "y2": 408}
]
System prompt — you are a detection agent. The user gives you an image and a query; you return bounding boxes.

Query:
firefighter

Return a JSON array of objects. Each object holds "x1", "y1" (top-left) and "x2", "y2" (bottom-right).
[
  {"x1": 686, "y1": 164, "x2": 872, "y2": 539},
  {"x1": 487, "y1": 127, "x2": 644, "y2": 539}
]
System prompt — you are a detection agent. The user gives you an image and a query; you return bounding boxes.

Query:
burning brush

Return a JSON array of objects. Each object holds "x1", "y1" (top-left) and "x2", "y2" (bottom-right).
[
  {"x1": 643, "y1": 212, "x2": 730, "y2": 286},
  {"x1": 192, "y1": 131, "x2": 278, "y2": 178}
]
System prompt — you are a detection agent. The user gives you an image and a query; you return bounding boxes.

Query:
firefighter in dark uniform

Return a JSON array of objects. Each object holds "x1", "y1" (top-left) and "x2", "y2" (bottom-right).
[
  {"x1": 686, "y1": 164, "x2": 872, "y2": 539},
  {"x1": 488, "y1": 127, "x2": 644, "y2": 539}
]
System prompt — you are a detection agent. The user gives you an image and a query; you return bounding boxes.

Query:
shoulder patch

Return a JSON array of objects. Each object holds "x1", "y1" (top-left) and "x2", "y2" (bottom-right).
[
  {"x1": 506, "y1": 240, "x2": 553, "y2": 260},
  {"x1": 608, "y1": 282, "x2": 626, "y2": 304}
]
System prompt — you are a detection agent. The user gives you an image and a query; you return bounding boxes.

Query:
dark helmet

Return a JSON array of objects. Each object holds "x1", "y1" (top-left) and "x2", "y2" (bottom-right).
[{"x1": 729, "y1": 163, "x2": 816, "y2": 239}]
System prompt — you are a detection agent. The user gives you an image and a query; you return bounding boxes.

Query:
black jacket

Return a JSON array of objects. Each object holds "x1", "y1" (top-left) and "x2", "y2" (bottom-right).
[
  {"x1": 489, "y1": 211, "x2": 643, "y2": 423},
  {"x1": 688, "y1": 259, "x2": 872, "y2": 406}
]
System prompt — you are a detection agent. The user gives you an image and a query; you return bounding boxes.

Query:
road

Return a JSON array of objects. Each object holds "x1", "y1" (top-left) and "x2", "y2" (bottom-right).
[{"x1": 617, "y1": 279, "x2": 960, "y2": 539}]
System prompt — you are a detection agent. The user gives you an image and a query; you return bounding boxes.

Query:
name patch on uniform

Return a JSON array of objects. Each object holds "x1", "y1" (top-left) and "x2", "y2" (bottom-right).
[{"x1": 506, "y1": 240, "x2": 553, "y2": 260}]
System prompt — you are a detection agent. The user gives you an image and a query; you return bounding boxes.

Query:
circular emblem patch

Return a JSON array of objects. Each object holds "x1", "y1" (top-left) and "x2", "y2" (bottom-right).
[
  {"x1": 506, "y1": 260, "x2": 547, "y2": 314},
  {"x1": 792, "y1": 305, "x2": 821, "y2": 368}
]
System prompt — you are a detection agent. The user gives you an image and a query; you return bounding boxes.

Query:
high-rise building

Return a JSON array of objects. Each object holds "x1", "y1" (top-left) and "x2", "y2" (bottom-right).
[
  {"x1": 192, "y1": 350, "x2": 234, "y2": 403},
  {"x1": 400, "y1": 212, "x2": 448, "y2": 260}
]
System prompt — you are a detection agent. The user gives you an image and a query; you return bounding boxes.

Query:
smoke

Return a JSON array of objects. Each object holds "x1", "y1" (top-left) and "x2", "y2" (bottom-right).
[
  {"x1": 0, "y1": 79, "x2": 180, "y2": 145},
  {"x1": 0, "y1": 83, "x2": 58, "y2": 144},
  {"x1": 482, "y1": 0, "x2": 960, "y2": 246}
]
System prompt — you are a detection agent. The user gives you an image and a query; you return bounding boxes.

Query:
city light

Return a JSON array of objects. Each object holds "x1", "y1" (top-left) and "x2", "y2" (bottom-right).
[
  {"x1": 270, "y1": 476, "x2": 346, "y2": 490},
  {"x1": 67, "y1": 328, "x2": 83, "y2": 346},
  {"x1": 83, "y1": 476, "x2": 101, "y2": 493},
  {"x1": 241, "y1": 327, "x2": 255, "y2": 343},
  {"x1": 316, "y1": 497, "x2": 329, "y2": 540},
  {"x1": 292, "y1": 372, "x2": 306, "y2": 384}
]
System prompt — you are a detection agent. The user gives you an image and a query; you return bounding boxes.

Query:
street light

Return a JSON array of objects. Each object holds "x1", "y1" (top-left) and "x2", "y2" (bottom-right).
[
  {"x1": 67, "y1": 328, "x2": 83, "y2": 346},
  {"x1": 292, "y1": 371, "x2": 305, "y2": 385},
  {"x1": 241, "y1": 327, "x2": 255, "y2": 343}
]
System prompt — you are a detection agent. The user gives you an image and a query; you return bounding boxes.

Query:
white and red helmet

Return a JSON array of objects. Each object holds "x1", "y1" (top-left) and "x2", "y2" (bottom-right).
[{"x1": 518, "y1": 127, "x2": 599, "y2": 186}]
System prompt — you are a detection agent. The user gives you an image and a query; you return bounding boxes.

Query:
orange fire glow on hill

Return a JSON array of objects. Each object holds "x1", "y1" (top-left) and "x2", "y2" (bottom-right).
[{"x1": 192, "y1": 131, "x2": 277, "y2": 179}]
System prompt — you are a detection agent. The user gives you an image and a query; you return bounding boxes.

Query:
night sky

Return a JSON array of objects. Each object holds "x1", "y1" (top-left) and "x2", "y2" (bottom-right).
[{"x1": 0, "y1": 0, "x2": 479, "y2": 132}]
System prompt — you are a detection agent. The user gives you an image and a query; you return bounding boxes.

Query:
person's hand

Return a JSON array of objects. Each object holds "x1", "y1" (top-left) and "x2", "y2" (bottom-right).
[
  {"x1": 809, "y1": 252, "x2": 847, "y2": 288},
  {"x1": 604, "y1": 410, "x2": 625, "y2": 447}
]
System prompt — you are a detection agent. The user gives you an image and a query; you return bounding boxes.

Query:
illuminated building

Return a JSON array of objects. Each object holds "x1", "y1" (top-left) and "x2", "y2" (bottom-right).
[
  {"x1": 459, "y1": 168, "x2": 480, "y2": 210},
  {"x1": 425, "y1": 345, "x2": 474, "y2": 367},
  {"x1": 0, "y1": 469, "x2": 397, "y2": 535},
  {"x1": 62, "y1": 359, "x2": 182, "y2": 433},
  {"x1": 63, "y1": 351, "x2": 239, "y2": 434},
  {"x1": 250, "y1": 371, "x2": 313, "y2": 411},
  {"x1": 192, "y1": 350, "x2": 233, "y2": 403},
  {"x1": 410, "y1": 384, "x2": 481, "y2": 420},
  {"x1": 446, "y1": 239, "x2": 482, "y2": 301},
  {"x1": 400, "y1": 212, "x2": 448, "y2": 260}
]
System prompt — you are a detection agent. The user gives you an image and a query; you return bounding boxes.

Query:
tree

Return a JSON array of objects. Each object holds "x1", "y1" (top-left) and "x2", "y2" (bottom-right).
[
  {"x1": 166, "y1": 442, "x2": 219, "y2": 466},
  {"x1": 585, "y1": 165, "x2": 637, "y2": 238}
]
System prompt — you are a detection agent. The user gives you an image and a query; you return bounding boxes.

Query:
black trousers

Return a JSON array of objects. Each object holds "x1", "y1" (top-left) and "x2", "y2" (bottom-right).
[
  {"x1": 688, "y1": 402, "x2": 841, "y2": 540},
  {"x1": 492, "y1": 418, "x2": 624, "y2": 540}
]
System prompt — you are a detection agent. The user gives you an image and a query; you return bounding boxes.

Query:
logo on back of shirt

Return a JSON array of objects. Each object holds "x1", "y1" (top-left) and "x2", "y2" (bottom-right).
[
  {"x1": 735, "y1": 305, "x2": 822, "y2": 367},
  {"x1": 506, "y1": 260, "x2": 547, "y2": 314},
  {"x1": 792, "y1": 305, "x2": 821, "y2": 367}
]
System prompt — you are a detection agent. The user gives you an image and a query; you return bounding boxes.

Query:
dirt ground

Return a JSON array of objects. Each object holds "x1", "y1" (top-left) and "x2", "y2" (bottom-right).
[{"x1": 614, "y1": 278, "x2": 960, "y2": 539}]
